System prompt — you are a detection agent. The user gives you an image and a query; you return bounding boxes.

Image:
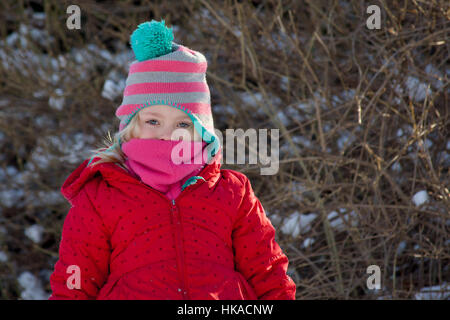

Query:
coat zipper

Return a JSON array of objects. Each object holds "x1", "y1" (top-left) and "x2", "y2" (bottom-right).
[
  {"x1": 117, "y1": 162, "x2": 214, "y2": 299},
  {"x1": 170, "y1": 198, "x2": 190, "y2": 300},
  {"x1": 139, "y1": 179, "x2": 205, "y2": 300}
]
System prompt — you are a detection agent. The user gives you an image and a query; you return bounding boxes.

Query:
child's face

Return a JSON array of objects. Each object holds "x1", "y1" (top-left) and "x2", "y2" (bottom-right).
[{"x1": 136, "y1": 105, "x2": 198, "y2": 141}]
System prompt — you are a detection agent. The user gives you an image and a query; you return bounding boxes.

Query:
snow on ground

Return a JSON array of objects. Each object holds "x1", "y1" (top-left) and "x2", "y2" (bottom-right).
[
  {"x1": 0, "y1": 23, "x2": 133, "y2": 104},
  {"x1": 276, "y1": 110, "x2": 290, "y2": 126},
  {"x1": 331, "y1": 89, "x2": 356, "y2": 106},
  {"x1": 337, "y1": 130, "x2": 356, "y2": 151},
  {"x1": 327, "y1": 208, "x2": 358, "y2": 231},
  {"x1": 239, "y1": 91, "x2": 282, "y2": 117},
  {"x1": 48, "y1": 88, "x2": 65, "y2": 110},
  {"x1": 262, "y1": 30, "x2": 300, "y2": 54},
  {"x1": 394, "y1": 75, "x2": 433, "y2": 103},
  {"x1": 424, "y1": 64, "x2": 445, "y2": 90},
  {"x1": 292, "y1": 135, "x2": 313, "y2": 149},
  {"x1": 27, "y1": 132, "x2": 97, "y2": 170},
  {"x1": 265, "y1": 88, "x2": 356, "y2": 129},
  {"x1": 17, "y1": 271, "x2": 50, "y2": 300},
  {"x1": 101, "y1": 69, "x2": 127, "y2": 101},
  {"x1": 269, "y1": 207, "x2": 359, "y2": 239},
  {"x1": 0, "y1": 251, "x2": 8, "y2": 263},
  {"x1": 213, "y1": 104, "x2": 238, "y2": 117},
  {"x1": 396, "y1": 241, "x2": 407, "y2": 255},
  {"x1": 269, "y1": 211, "x2": 317, "y2": 238},
  {"x1": 390, "y1": 161, "x2": 402, "y2": 172},
  {"x1": 301, "y1": 238, "x2": 315, "y2": 248},
  {"x1": 376, "y1": 293, "x2": 393, "y2": 300},
  {"x1": 412, "y1": 190, "x2": 428, "y2": 207},
  {"x1": 0, "y1": 189, "x2": 25, "y2": 208},
  {"x1": 415, "y1": 283, "x2": 450, "y2": 300},
  {"x1": 437, "y1": 140, "x2": 450, "y2": 167},
  {"x1": 284, "y1": 103, "x2": 305, "y2": 123},
  {"x1": 291, "y1": 181, "x2": 306, "y2": 202},
  {"x1": 6, "y1": 23, "x2": 54, "y2": 48},
  {"x1": 24, "y1": 224, "x2": 45, "y2": 243},
  {"x1": 25, "y1": 190, "x2": 64, "y2": 208},
  {"x1": 34, "y1": 114, "x2": 55, "y2": 129},
  {"x1": 280, "y1": 76, "x2": 289, "y2": 91},
  {"x1": 404, "y1": 76, "x2": 432, "y2": 102}
]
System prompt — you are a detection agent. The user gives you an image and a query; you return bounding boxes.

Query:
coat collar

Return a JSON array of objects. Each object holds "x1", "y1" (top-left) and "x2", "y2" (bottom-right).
[{"x1": 61, "y1": 149, "x2": 222, "y2": 203}]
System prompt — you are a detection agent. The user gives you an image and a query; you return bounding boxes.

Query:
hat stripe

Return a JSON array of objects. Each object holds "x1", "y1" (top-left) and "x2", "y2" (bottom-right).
[
  {"x1": 121, "y1": 92, "x2": 210, "y2": 106},
  {"x1": 129, "y1": 60, "x2": 207, "y2": 74},
  {"x1": 126, "y1": 71, "x2": 205, "y2": 86},
  {"x1": 116, "y1": 102, "x2": 212, "y2": 117},
  {"x1": 123, "y1": 82, "x2": 209, "y2": 96},
  {"x1": 175, "y1": 45, "x2": 198, "y2": 56}
]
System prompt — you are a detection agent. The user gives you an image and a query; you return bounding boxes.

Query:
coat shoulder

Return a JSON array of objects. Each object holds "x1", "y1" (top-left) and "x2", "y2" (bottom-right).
[
  {"x1": 219, "y1": 169, "x2": 249, "y2": 189},
  {"x1": 215, "y1": 169, "x2": 253, "y2": 210},
  {"x1": 72, "y1": 173, "x2": 115, "y2": 216}
]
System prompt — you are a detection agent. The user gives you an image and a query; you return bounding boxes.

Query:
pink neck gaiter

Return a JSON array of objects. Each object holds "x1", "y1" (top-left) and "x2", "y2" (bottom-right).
[{"x1": 121, "y1": 138, "x2": 208, "y2": 200}]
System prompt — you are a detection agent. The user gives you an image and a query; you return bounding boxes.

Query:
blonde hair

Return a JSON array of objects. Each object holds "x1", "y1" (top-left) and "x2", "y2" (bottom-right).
[{"x1": 87, "y1": 112, "x2": 141, "y2": 169}]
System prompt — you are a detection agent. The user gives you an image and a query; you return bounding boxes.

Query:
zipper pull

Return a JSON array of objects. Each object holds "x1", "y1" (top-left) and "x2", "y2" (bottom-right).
[{"x1": 172, "y1": 199, "x2": 175, "y2": 205}]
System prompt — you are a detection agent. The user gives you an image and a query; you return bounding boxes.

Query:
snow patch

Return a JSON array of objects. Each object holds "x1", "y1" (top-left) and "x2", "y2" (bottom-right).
[
  {"x1": 48, "y1": 88, "x2": 64, "y2": 110},
  {"x1": 101, "y1": 70, "x2": 126, "y2": 101},
  {"x1": 25, "y1": 190, "x2": 64, "y2": 207},
  {"x1": 301, "y1": 238, "x2": 315, "y2": 248},
  {"x1": 391, "y1": 161, "x2": 402, "y2": 172},
  {"x1": 24, "y1": 224, "x2": 45, "y2": 243},
  {"x1": 27, "y1": 132, "x2": 96, "y2": 169},
  {"x1": 424, "y1": 64, "x2": 444, "y2": 89},
  {"x1": 0, "y1": 189, "x2": 25, "y2": 208},
  {"x1": 17, "y1": 271, "x2": 50, "y2": 300},
  {"x1": 213, "y1": 104, "x2": 237, "y2": 116},
  {"x1": 328, "y1": 208, "x2": 358, "y2": 231},
  {"x1": 412, "y1": 190, "x2": 428, "y2": 207},
  {"x1": 337, "y1": 131, "x2": 356, "y2": 151},
  {"x1": 415, "y1": 283, "x2": 450, "y2": 300},
  {"x1": 0, "y1": 251, "x2": 8, "y2": 262},
  {"x1": 396, "y1": 241, "x2": 407, "y2": 255},
  {"x1": 271, "y1": 211, "x2": 317, "y2": 238},
  {"x1": 404, "y1": 76, "x2": 432, "y2": 102},
  {"x1": 239, "y1": 91, "x2": 282, "y2": 117}
]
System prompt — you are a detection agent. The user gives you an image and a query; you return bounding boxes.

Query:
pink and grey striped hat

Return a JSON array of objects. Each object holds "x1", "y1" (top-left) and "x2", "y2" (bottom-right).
[{"x1": 115, "y1": 20, "x2": 220, "y2": 157}]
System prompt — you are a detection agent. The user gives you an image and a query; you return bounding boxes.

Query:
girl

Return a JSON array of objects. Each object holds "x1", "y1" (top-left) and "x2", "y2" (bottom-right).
[{"x1": 49, "y1": 20, "x2": 296, "y2": 300}]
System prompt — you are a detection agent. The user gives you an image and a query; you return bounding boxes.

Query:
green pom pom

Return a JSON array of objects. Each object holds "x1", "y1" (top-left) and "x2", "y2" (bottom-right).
[{"x1": 130, "y1": 19, "x2": 174, "y2": 62}]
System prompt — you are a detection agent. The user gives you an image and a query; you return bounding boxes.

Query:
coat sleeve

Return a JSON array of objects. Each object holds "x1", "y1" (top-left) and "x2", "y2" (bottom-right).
[
  {"x1": 49, "y1": 186, "x2": 111, "y2": 300},
  {"x1": 231, "y1": 174, "x2": 297, "y2": 300}
]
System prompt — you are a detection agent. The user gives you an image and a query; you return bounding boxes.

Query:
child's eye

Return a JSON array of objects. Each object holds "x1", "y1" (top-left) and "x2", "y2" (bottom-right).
[
  {"x1": 146, "y1": 119, "x2": 159, "y2": 125},
  {"x1": 178, "y1": 122, "x2": 191, "y2": 128}
]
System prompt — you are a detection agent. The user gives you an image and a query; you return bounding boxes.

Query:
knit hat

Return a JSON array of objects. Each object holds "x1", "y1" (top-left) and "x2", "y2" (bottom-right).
[{"x1": 116, "y1": 20, "x2": 220, "y2": 160}]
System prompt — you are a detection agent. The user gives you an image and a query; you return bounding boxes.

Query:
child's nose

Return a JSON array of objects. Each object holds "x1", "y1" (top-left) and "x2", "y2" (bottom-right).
[{"x1": 158, "y1": 126, "x2": 173, "y2": 140}]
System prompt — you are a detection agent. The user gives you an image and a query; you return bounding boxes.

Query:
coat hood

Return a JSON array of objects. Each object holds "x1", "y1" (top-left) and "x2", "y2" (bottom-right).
[{"x1": 61, "y1": 150, "x2": 222, "y2": 204}]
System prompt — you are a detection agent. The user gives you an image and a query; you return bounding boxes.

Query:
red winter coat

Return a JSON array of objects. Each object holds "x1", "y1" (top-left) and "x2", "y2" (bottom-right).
[{"x1": 49, "y1": 156, "x2": 296, "y2": 300}]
